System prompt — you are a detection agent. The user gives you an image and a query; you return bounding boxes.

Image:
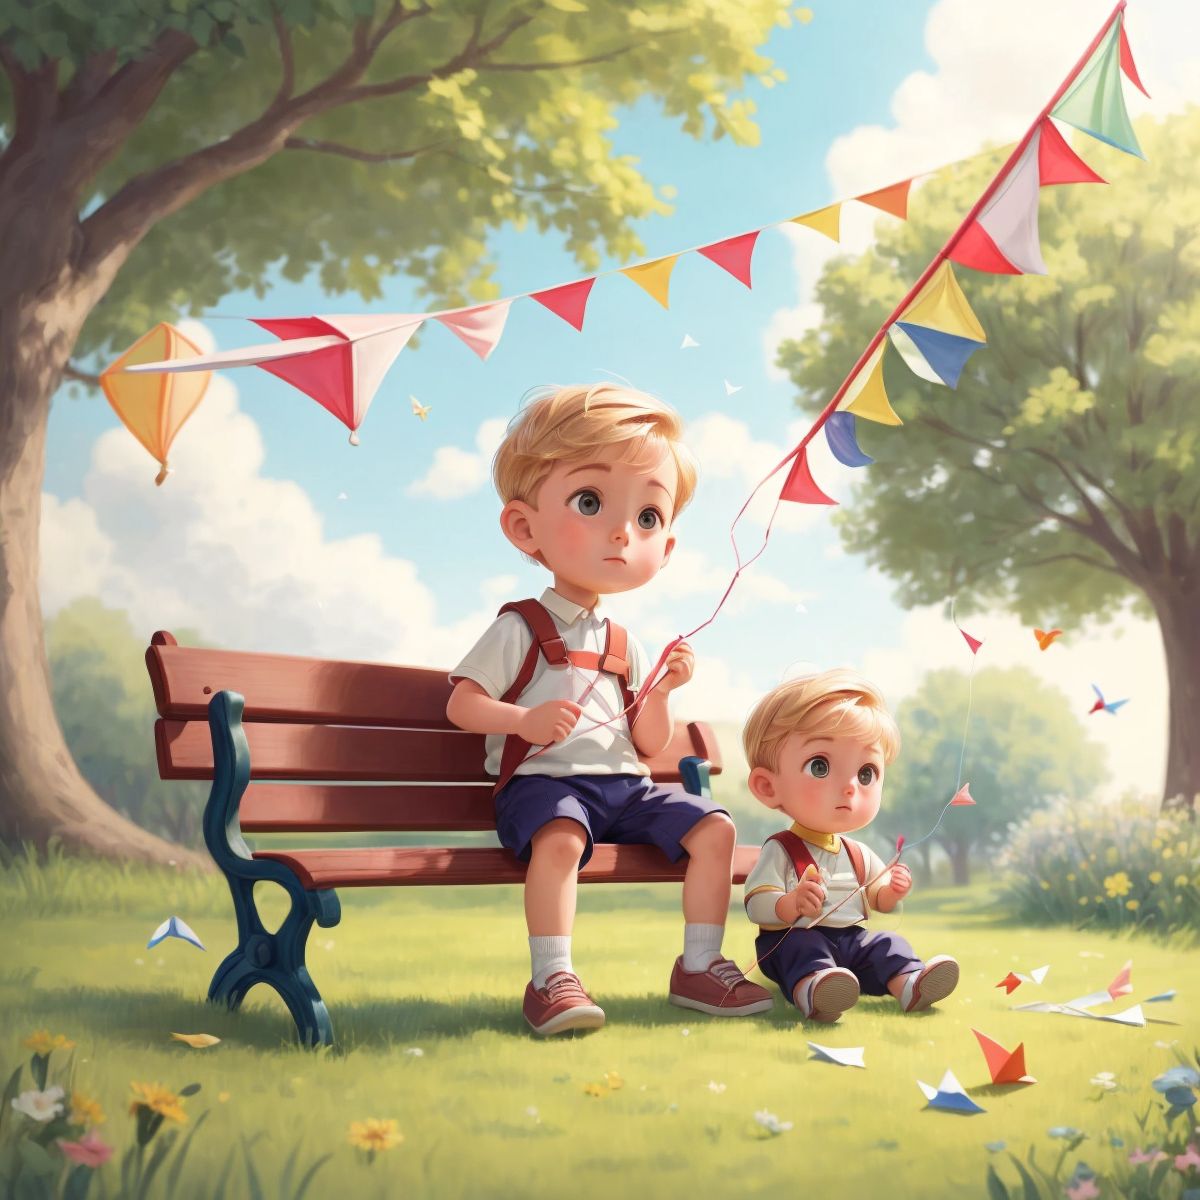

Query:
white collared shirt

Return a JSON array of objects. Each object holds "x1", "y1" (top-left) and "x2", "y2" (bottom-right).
[{"x1": 449, "y1": 587, "x2": 652, "y2": 777}]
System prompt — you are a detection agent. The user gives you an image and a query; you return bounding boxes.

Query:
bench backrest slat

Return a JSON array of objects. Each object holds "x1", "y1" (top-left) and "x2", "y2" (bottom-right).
[{"x1": 240, "y1": 784, "x2": 497, "y2": 832}]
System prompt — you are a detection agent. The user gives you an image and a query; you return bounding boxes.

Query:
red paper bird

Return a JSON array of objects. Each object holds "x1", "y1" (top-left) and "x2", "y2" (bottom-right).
[
  {"x1": 1034, "y1": 627, "x2": 1063, "y2": 651},
  {"x1": 1089, "y1": 684, "x2": 1129, "y2": 715},
  {"x1": 973, "y1": 1029, "x2": 1037, "y2": 1085},
  {"x1": 996, "y1": 972, "x2": 1023, "y2": 995},
  {"x1": 959, "y1": 627, "x2": 983, "y2": 655},
  {"x1": 950, "y1": 783, "x2": 975, "y2": 807}
]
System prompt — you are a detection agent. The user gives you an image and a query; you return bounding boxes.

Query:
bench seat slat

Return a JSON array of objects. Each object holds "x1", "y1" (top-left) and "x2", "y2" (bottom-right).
[
  {"x1": 241, "y1": 784, "x2": 496, "y2": 832},
  {"x1": 253, "y1": 844, "x2": 760, "y2": 888},
  {"x1": 157, "y1": 718, "x2": 721, "y2": 785}
]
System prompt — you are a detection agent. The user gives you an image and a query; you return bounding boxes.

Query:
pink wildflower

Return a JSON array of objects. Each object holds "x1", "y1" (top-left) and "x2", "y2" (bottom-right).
[
  {"x1": 1065, "y1": 1180, "x2": 1099, "y2": 1200},
  {"x1": 1175, "y1": 1143, "x2": 1200, "y2": 1173},
  {"x1": 58, "y1": 1130, "x2": 114, "y2": 1168}
]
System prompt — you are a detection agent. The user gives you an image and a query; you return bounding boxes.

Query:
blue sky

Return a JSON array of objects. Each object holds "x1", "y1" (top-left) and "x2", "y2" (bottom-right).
[{"x1": 41, "y1": 0, "x2": 1196, "y2": 799}]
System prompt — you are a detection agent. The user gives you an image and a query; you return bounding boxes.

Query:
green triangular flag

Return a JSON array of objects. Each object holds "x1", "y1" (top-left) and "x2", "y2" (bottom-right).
[{"x1": 1052, "y1": 20, "x2": 1143, "y2": 159}]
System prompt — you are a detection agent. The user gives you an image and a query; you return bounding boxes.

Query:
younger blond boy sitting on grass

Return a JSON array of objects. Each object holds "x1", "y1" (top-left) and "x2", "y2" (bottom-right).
[{"x1": 742, "y1": 669, "x2": 959, "y2": 1022}]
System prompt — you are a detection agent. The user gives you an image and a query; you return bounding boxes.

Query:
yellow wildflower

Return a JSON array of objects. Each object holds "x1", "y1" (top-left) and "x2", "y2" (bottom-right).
[
  {"x1": 128, "y1": 1082, "x2": 187, "y2": 1125},
  {"x1": 1040, "y1": 881, "x2": 1051, "y2": 890},
  {"x1": 218, "y1": 1092, "x2": 231, "y2": 1104},
  {"x1": 1149, "y1": 871, "x2": 1163, "y2": 884},
  {"x1": 583, "y1": 1083, "x2": 606, "y2": 1097},
  {"x1": 1126, "y1": 900, "x2": 1139, "y2": 911},
  {"x1": 604, "y1": 1072, "x2": 624, "y2": 1090},
  {"x1": 1103, "y1": 872, "x2": 1132, "y2": 898},
  {"x1": 1067, "y1": 874, "x2": 1076, "y2": 882},
  {"x1": 1079, "y1": 897, "x2": 1089, "y2": 905},
  {"x1": 1163, "y1": 848, "x2": 1174, "y2": 859},
  {"x1": 347, "y1": 1118, "x2": 402, "y2": 1152},
  {"x1": 70, "y1": 1091, "x2": 105, "y2": 1127},
  {"x1": 1152, "y1": 839, "x2": 1163, "y2": 850},
  {"x1": 22, "y1": 1031, "x2": 75, "y2": 1055},
  {"x1": 1175, "y1": 875, "x2": 1189, "y2": 888}
]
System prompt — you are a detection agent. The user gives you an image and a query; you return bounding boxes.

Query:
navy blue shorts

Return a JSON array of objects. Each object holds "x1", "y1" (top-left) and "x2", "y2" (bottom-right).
[
  {"x1": 494, "y1": 773, "x2": 727, "y2": 867},
  {"x1": 755, "y1": 925, "x2": 922, "y2": 1003}
]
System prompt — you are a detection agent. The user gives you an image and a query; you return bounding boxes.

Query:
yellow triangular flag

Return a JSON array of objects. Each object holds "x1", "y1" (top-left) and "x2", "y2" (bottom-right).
[
  {"x1": 621, "y1": 256, "x2": 678, "y2": 309},
  {"x1": 790, "y1": 204, "x2": 841, "y2": 243},
  {"x1": 901, "y1": 261, "x2": 986, "y2": 342},
  {"x1": 838, "y1": 344, "x2": 902, "y2": 425}
]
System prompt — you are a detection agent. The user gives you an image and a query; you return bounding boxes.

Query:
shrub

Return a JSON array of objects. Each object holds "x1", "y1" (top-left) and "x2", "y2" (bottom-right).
[{"x1": 996, "y1": 794, "x2": 1199, "y2": 940}]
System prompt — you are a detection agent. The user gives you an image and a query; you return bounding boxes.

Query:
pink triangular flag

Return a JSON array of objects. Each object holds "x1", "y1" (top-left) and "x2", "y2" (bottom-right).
[
  {"x1": 1118, "y1": 23, "x2": 1149, "y2": 98},
  {"x1": 779, "y1": 446, "x2": 837, "y2": 505},
  {"x1": 257, "y1": 344, "x2": 355, "y2": 430},
  {"x1": 950, "y1": 783, "x2": 975, "y2": 807},
  {"x1": 951, "y1": 220, "x2": 1021, "y2": 275},
  {"x1": 1107, "y1": 960, "x2": 1133, "y2": 999},
  {"x1": 1037, "y1": 119, "x2": 1106, "y2": 186},
  {"x1": 696, "y1": 231, "x2": 760, "y2": 289},
  {"x1": 436, "y1": 300, "x2": 512, "y2": 360},
  {"x1": 531, "y1": 278, "x2": 596, "y2": 331},
  {"x1": 959, "y1": 627, "x2": 983, "y2": 655}
]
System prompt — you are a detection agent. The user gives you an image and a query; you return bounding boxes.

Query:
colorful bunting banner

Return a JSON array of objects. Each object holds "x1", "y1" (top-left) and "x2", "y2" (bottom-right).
[
  {"x1": 697, "y1": 231, "x2": 760, "y2": 288},
  {"x1": 824, "y1": 411, "x2": 873, "y2": 467},
  {"x1": 889, "y1": 262, "x2": 987, "y2": 387},
  {"x1": 436, "y1": 301, "x2": 512, "y2": 360},
  {"x1": 1052, "y1": 17, "x2": 1143, "y2": 158},
  {"x1": 779, "y1": 446, "x2": 837, "y2": 505},
  {"x1": 1036, "y1": 118, "x2": 1106, "y2": 186},
  {"x1": 838, "y1": 344, "x2": 902, "y2": 425},
  {"x1": 1118, "y1": 22, "x2": 1149, "y2": 98},
  {"x1": 856, "y1": 179, "x2": 912, "y2": 219},
  {"x1": 621, "y1": 256, "x2": 678, "y2": 308},
  {"x1": 531, "y1": 278, "x2": 596, "y2": 330}
]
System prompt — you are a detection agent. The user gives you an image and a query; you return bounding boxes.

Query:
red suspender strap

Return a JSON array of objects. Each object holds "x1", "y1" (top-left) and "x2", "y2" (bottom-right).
[
  {"x1": 769, "y1": 831, "x2": 869, "y2": 887},
  {"x1": 842, "y1": 838, "x2": 867, "y2": 887}
]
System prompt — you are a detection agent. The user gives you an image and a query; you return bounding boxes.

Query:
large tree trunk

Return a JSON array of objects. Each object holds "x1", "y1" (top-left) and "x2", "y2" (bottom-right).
[
  {"x1": 1150, "y1": 579, "x2": 1200, "y2": 814},
  {"x1": 947, "y1": 839, "x2": 971, "y2": 887},
  {"x1": 0, "y1": 280, "x2": 207, "y2": 868}
]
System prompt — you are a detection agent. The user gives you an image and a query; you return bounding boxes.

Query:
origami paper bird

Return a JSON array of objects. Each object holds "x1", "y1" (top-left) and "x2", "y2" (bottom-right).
[
  {"x1": 410, "y1": 395, "x2": 431, "y2": 421},
  {"x1": 807, "y1": 1042, "x2": 866, "y2": 1069},
  {"x1": 918, "y1": 1070, "x2": 985, "y2": 1115},
  {"x1": 996, "y1": 972, "x2": 1023, "y2": 995},
  {"x1": 1034, "y1": 627, "x2": 1063, "y2": 650},
  {"x1": 995, "y1": 965, "x2": 1048, "y2": 994},
  {"x1": 959, "y1": 627, "x2": 983, "y2": 655},
  {"x1": 1088, "y1": 684, "x2": 1129, "y2": 715},
  {"x1": 950, "y1": 783, "x2": 975, "y2": 807},
  {"x1": 973, "y1": 1029, "x2": 1036, "y2": 1085},
  {"x1": 724, "y1": 379, "x2": 743, "y2": 396},
  {"x1": 1066, "y1": 959, "x2": 1133, "y2": 1008},
  {"x1": 147, "y1": 916, "x2": 205, "y2": 951},
  {"x1": 680, "y1": 334, "x2": 699, "y2": 349},
  {"x1": 1147, "y1": 990, "x2": 1177, "y2": 1003}
]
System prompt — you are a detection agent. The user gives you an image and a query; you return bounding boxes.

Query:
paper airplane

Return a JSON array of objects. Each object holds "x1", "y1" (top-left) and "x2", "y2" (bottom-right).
[
  {"x1": 680, "y1": 334, "x2": 699, "y2": 349},
  {"x1": 724, "y1": 379, "x2": 743, "y2": 396},
  {"x1": 807, "y1": 1042, "x2": 865, "y2": 1069},
  {"x1": 1012, "y1": 1002, "x2": 1151, "y2": 1027},
  {"x1": 1146, "y1": 990, "x2": 1176, "y2": 1003},
  {"x1": 147, "y1": 916, "x2": 205, "y2": 951},
  {"x1": 973, "y1": 1030, "x2": 1036, "y2": 1085},
  {"x1": 918, "y1": 1070, "x2": 985, "y2": 1115},
  {"x1": 1065, "y1": 960, "x2": 1132, "y2": 1009}
]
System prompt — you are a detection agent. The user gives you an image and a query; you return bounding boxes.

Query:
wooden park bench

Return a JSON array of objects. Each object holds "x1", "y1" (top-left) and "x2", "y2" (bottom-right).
[{"x1": 145, "y1": 631, "x2": 758, "y2": 1046}]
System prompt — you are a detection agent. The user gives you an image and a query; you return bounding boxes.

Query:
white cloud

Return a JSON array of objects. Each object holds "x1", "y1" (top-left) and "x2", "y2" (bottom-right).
[
  {"x1": 40, "y1": 378, "x2": 507, "y2": 668},
  {"x1": 407, "y1": 416, "x2": 507, "y2": 500},
  {"x1": 858, "y1": 604, "x2": 1167, "y2": 802}
]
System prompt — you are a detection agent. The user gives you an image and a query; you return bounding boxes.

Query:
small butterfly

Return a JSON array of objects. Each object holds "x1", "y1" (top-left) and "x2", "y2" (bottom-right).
[
  {"x1": 1034, "y1": 627, "x2": 1063, "y2": 651},
  {"x1": 410, "y1": 395, "x2": 431, "y2": 421},
  {"x1": 1088, "y1": 683, "x2": 1129, "y2": 715}
]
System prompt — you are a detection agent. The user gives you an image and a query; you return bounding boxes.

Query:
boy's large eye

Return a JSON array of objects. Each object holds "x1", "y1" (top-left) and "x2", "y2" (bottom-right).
[
  {"x1": 637, "y1": 507, "x2": 662, "y2": 531},
  {"x1": 803, "y1": 756, "x2": 830, "y2": 779},
  {"x1": 569, "y1": 489, "x2": 602, "y2": 516},
  {"x1": 858, "y1": 764, "x2": 878, "y2": 786}
]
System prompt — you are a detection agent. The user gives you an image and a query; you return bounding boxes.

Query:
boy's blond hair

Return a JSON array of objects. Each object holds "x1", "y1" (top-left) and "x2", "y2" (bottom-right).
[
  {"x1": 742, "y1": 669, "x2": 901, "y2": 771},
  {"x1": 492, "y1": 383, "x2": 698, "y2": 518}
]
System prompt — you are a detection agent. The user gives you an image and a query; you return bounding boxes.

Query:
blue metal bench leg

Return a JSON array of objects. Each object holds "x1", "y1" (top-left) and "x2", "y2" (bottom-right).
[{"x1": 208, "y1": 875, "x2": 341, "y2": 1047}]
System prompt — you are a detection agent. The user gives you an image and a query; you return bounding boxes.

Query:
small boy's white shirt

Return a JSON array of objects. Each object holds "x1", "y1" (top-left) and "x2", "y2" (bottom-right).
[
  {"x1": 744, "y1": 831, "x2": 890, "y2": 929},
  {"x1": 449, "y1": 587, "x2": 653, "y2": 777}
]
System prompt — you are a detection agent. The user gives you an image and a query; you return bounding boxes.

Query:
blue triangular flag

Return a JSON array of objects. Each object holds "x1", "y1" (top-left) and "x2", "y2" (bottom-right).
[
  {"x1": 825, "y1": 412, "x2": 874, "y2": 467},
  {"x1": 893, "y1": 322, "x2": 985, "y2": 388}
]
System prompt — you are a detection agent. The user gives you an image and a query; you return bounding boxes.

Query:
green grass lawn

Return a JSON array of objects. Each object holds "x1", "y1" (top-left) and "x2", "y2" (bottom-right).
[{"x1": 1, "y1": 865, "x2": 1197, "y2": 1199}]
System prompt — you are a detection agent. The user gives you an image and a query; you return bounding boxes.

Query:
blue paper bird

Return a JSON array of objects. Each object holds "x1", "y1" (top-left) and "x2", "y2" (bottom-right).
[
  {"x1": 1088, "y1": 683, "x2": 1129, "y2": 715},
  {"x1": 918, "y1": 1070, "x2": 985, "y2": 1115},
  {"x1": 147, "y1": 916, "x2": 205, "y2": 951}
]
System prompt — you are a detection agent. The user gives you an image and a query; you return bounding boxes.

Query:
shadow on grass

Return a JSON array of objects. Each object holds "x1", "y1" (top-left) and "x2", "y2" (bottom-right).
[{"x1": 7, "y1": 979, "x2": 959, "y2": 1055}]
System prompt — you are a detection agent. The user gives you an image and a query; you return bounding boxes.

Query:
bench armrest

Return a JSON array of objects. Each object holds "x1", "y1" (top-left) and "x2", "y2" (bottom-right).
[{"x1": 678, "y1": 756, "x2": 713, "y2": 801}]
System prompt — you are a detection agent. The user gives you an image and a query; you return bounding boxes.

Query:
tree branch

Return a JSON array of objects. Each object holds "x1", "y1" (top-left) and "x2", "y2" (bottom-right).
[
  {"x1": 1023, "y1": 552, "x2": 1124, "y2": 577},
  {"x1": 482, "y1": 42, "x2": 643, "y2": 72},
  {"x1": 271, "y1": 11, "x2": 295, "y2": 106},
  {"x1": 283, "y1": 135, "x2": 458, "y2": 163},
  {"x1": 63, "y1": 363, "x2": 102, "y2": 388}
]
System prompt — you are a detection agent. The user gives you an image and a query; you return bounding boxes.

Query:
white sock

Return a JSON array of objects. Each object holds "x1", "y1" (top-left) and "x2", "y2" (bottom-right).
[
  {"x1": 530, "y1": 936, "x2": 573, "y2": 990},
  {"x1": 682, "y1": 923, "x2": 724, "y2": 972}
]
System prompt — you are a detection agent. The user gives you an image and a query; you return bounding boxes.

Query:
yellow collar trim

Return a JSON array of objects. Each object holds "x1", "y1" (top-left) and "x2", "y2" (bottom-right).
[{"x1": 789, "y1": 821, "x2": 841, "y2": 854}]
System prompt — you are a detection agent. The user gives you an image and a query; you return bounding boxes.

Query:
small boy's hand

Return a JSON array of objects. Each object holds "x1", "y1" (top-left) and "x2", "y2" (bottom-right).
[
  {"x1": 660, "y1": 642, "x2": 695, "y2": 692},
  {"x1": 519, "y1": 699, "x2": 582, "y2": 745},
  {"x1": 887, "y1": 863, "x2": 913, "y2": 899},
  {"x1": 778, "y1": 864, "x2": 826, "y2": 923}
]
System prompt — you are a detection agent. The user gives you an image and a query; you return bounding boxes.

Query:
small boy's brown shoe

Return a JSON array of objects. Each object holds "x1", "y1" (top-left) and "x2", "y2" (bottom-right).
[
  {"x1": 793, "y1": 967, "x2": 860, "y2": 1022},
  {"x1": 523, "y1": 971, "x2": 606, "y2": 1036},
  {"x1": 899, "y1": 955, "x2": 960, "y2": 1012},
  {"x1": 668, "y1": 956, "x2": 774, "y2": 1016}
]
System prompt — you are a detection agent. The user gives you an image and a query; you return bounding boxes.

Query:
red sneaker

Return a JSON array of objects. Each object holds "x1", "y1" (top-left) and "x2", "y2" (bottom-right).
[
  {"x1": 668, "y1": 956, "x2": 774, "y2": 1017},
  {"x1": 523, "y1": 971, "x2": 606, "y2": 1036},
  {"x1": 898, "y1": 955, "x2": 960, "y2": 1012}
]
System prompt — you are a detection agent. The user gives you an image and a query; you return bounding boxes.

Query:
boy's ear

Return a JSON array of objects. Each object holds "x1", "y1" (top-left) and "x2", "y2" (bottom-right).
[
  {"x1": 660, "y1": 532, "x2": 676, "y2": 567},
  {"x1": 748, "y1": 766, "x2": 781, "y2": 810},
  {"x1": 500, "y1": 500, "x2": 543, "y2": 563}
]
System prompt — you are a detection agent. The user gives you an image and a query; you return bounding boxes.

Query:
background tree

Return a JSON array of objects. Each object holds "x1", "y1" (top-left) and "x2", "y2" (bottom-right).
[
  {"x1": 0, "y1": 0, "x2": 796, "y2": 863},
  {"x1": 872, "y1": 666, "x2": 1104, "y2": 886},
  {"x1": 777, "y1": 111, "x2": 1200, "y2": 811}
]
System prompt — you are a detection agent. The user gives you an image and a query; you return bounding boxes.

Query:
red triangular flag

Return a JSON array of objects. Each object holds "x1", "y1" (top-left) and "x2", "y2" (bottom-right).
[
  {"x1": 1107, "y1": 959, "x2": 1133, "y2": 999},
  {"x1": 696, "y1": 231, "x2": 760, "y2": 288},
  {"x1": 950, "y1": 220, "x2": 1021, "y2": 275},
  {"x1": 950, "y1": 783, "x2": 975, "y2": 807},
  {"x1": 958, "y1": 627, "x2": 982, "y2": 655},
  {"x1": 973, "y1": 1029, "x2": 1036, "y2": 1085},
  {"x1": 856, "y1": 179, "x2": 912, "y2": 220},
  {"x1": 1037, "y1": 119, "x2": 1106, "y2": 186},
  {"x1": 996, "y1": 972, "x2": 1022, "y2": 995},
  {"x1": 779, "y1": 446, "x2": 837, "y2": 505},
  {"x1": 1118, "y1": 22, "x2": 1150, "y2": 98},
  {"x1": 531, "y1": 278, "x2": 596, "y2": 331}
]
